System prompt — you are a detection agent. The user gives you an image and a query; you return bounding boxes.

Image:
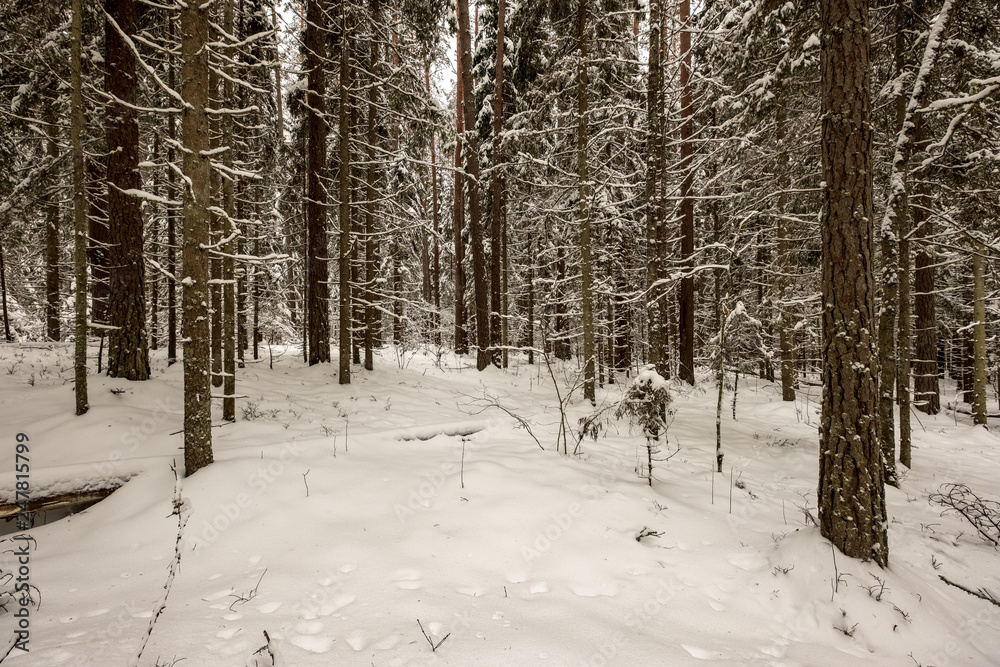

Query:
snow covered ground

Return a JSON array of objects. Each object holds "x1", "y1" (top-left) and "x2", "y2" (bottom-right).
[{"x1": 0, "y1": 342, "x2": 998, "y2": 666}]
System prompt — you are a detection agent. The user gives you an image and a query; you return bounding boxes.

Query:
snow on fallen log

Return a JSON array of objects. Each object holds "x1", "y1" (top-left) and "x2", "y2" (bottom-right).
[{"x1": 0, "y1": 460, "x2": 147, "y2": 519}]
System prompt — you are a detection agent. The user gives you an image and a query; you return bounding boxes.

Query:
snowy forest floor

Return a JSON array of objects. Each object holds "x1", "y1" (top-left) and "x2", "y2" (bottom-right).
[{"x1": 1, "y1": 342, "x2": 999, "y2": 666}]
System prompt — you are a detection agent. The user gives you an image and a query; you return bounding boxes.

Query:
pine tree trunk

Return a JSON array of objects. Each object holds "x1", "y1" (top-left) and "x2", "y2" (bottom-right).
[
  {"x1": 222, "y1": 0, "x2": 237, "y2": 422},
  {"x1": 305, "y1": 0, "x2": 330, "y2": 365},
  {"x1": 181, "y1": 0, "x2": 214, "y2": 476},
  {"x1": 166, "y1": 19, "x2": 178, "y2": 366},
  {"x1": 364, "y1": 0, "x2": 381, "y2": 371},
  {"x1": 0, "y1": 238, "x2": 10, "y2": 342},
  {"x1": 72, "y1": 0, "x2": 88, "y2": 415},
  {"x1": 456, "y1": 0, "x2": 491, "y2": 371},
  {"x1": 897, "y1": 177, "x2": 912, "y2": 466},
  {"x1": 454, "y1": 29, "x2": 468, "y2": 356},
  {"x1": 677, "y1": 0, "x2": 695, "y2": 386},
  {"x1": 972, "y1": 240, "x2": 987, "y2": 425},
  {"x1": 817, "y1": 0, "x2": 887, "y2": 566},
  {"x1": 776, "y1": 103, "x2": 796, "y2": 401},
  {"x1": 577, "y1": 0, "x2": 595, "y2": 403},
  {"x1": 45, "y1": 104, "x2": 60, "y2": 342},
  {"x1": 489, "y1": 0, "x2": 508, "y2": 367},
  {"x1": 105, "y1": 0, "x2": 149, "y2": 380},
  {"x1": 338, "y1": 14, "x2": 352, "y2": 384},
  {"x1": 912, "y1": 156, "x2": 939, "y2": 415},
  {"x1": 422, "y1": 52, "x2": 442, "y2": 348},
  {"x1": 645, "y1": 0, "x2": 667, "y2": 377}
]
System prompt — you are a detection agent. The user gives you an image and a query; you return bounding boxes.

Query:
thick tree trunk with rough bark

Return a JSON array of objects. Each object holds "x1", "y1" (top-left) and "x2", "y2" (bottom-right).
[
  {"x1": 105, "y1": 0, "x2": 149, "y2": 380},
  {"x1": 456, "y1": 0, "x2": 491, "y2": 371},
  {"x1": 305, "y1": 0, "x2": 330, "y2": 365},
  {"x1": 181, "y1": 0, "x2": 214, "y2": 476},
  {"x1": 817, "y1": 0, "x2": 888, "y2": 566}
]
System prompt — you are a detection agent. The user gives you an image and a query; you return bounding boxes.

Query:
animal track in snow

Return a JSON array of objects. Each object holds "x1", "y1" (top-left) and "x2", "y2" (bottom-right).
[
  {"x1": 289, "y1": 634, "x2": 334, "y2": 653},
  {"x1": 391, "y1": 569, "x2": 424, "y2": 589}
]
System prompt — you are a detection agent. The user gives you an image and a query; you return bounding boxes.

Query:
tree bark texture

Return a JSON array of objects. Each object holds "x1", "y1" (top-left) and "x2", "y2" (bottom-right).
[
  {"x1": 456, "y1": 0, "x2": 491, "y2": 371},
  {"x1": 105, "y1": 0, "x2": 149, "y2": 380},
  {"x1": 72, "y1": 0, "x2": 88, "y2": 415},
  {"x1": 306, "y1": 0, "x2": 330, "y2": 365},
  {"x1": 181, "y1": 0, "x2": 214, "y2": 476},
  {"x1": 818, "y1": 0, "x2": 888, "y2": 566}
]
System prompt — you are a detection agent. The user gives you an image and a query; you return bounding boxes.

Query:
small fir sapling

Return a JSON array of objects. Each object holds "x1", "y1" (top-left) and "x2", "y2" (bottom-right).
[
  {"x1": 709, "y1": 301, "x2": 767, "y2": 472},
  {"x1": 615, "y1": 365, "x2": 671, "y2": 486}
]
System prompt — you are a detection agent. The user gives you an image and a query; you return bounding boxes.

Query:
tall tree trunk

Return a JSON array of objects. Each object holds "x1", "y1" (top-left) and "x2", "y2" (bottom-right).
[
  {"x1": 105, "y1": 0, "x2": 149, "y2": 380},
  {"x1": 776, "y1": 101, "x2": 795, "y2": 401},
  {"x1": 877, "y1": 0, "x2": 907, "y2": 486},
  {"x1": 338, "y1": 12, "x2": 352, "y2": 384},
  {"x1": 453, "y1": 29, "x2": 468, "y2": 355},
  {"x1": 0, "y1": 237, "x2": 10, "y2": 342},
  {"x1": 45, "y1": 104, "x2": 60, "y2": 342},
  {"x1": 364, "y1": 0, "x2": 381, "y2": 371},
  {"x1": 677, "y1": 0, "x2": 695, "y2": 386},
  {"x1": 222, "y1": 0, "x2": 237, "y2": 421},
  {"x1": 166, "y1": 18, "x2": 178, "y2": 366},
  {"x1": 72, "y1": 0, "x2": 88, "y2": 415},
  {"x1": 971, "y1": 239, "x2": 987, "y2": 425},
  {"x1": 181, "y1": 0, "x2": 214, "y2": 476},
  {"x1": 305, "y1": 0, "x2": 330, "y2": 365},
  {"x1": 456, "y1": 0, "x2": 491, "y2": 371},
  {"x1": 424, "y1": 52, "x2": 442, "y2": 348},
  {"x1": 577, "y1": 0, "x2": 595, "y2": 403},
  {"x1": 896, "y1": 167, "x2": 912, "y2": 467},
  {"x1": 912, "y1": 160, "x2": 939, "y2": 416},
  {"x1": 645, "y1": 0, "x2": 666, "y2": 377},
  {"x1": 818, "y1": 0, "x2": 887, "y2": 566},
  {"x1": 489, "y1": 0, "x2": 507, "y2": 367}
]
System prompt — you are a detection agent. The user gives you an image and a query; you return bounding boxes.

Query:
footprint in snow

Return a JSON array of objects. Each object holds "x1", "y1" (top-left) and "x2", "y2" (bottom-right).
[
  {"x1": 457, "y1": 586, "x2": 486, "y2": 596},
  {"x1": 345, "y1": 630, "x2": 370, "y2": 651},
  {"x1": 681, "y1": 644, "x2": 715, "y2": 660},
  {"x1": 339, "y1": 563, "x2": 357, "y2": 573},
  {"x1": 257, "y1": 601, "x2": 282, "y2": 614},
  {"x1": 319, "y1": 593, "x2": 356, "y2": 616},
  {"x1": 85, "y1": 608, "x2": 109, "y2": 617},
  {"x1": 216, "y1": 626, "x2": 242, "y2": 639},
  {"x1": 529, "y1": 581, "x2": 549, "y2": 594},
  {"x1": 391, "y1": 569, "x2": 424, "y2": 589},
  {"x1": 202, "y1": 588, "x2": 235, "y2": 602},
  {"x1": 290, "y1": 634, "x2": 335, "y2": 653},
  {"x1": 295, "y1": 620, "x2": 324, "y2": 635}
]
